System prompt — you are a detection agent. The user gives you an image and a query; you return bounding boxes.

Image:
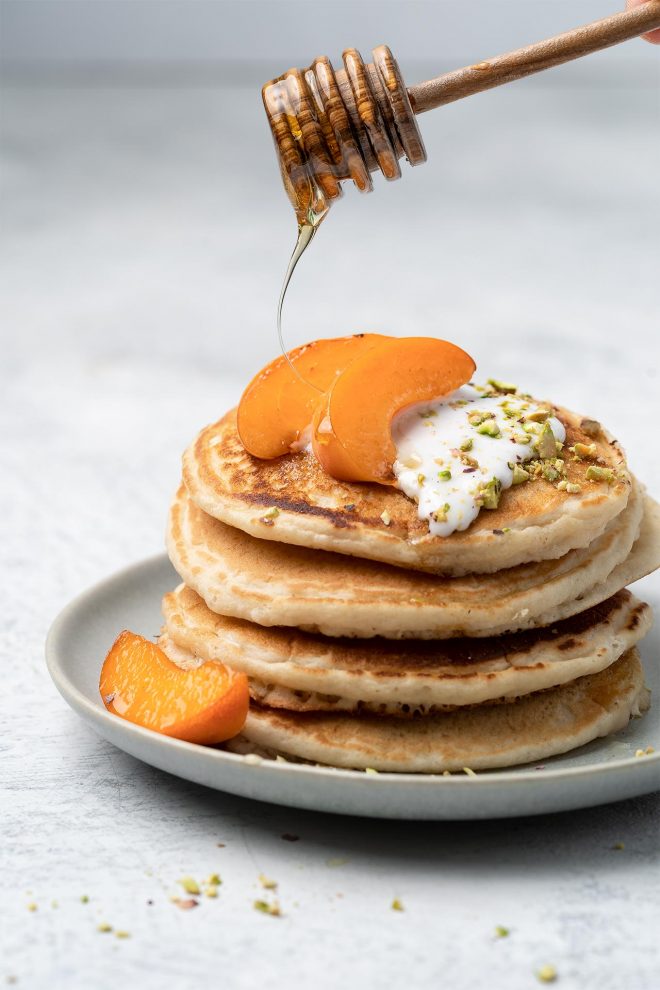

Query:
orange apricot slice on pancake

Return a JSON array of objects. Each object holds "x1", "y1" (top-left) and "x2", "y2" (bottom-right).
[
  {"x1": 312, "y1": 337, "x2": 476, "y2": 484},
  {"x1": 237, "y1": 333, "x2": 391, "y2": 459},
  {"x1": 100, "y1": 631, "x2": 249, "y2": 745}
]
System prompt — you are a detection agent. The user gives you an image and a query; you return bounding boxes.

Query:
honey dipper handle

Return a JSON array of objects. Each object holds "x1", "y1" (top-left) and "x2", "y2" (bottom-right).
[{"x1": 408, "y1": 2, "x2": 660, "y2": 113}]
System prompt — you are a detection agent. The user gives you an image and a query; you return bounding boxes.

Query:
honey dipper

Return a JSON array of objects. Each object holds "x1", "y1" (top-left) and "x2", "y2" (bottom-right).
[{"x1": 262, "y1": 2, "x2": 660, "y2": 222}]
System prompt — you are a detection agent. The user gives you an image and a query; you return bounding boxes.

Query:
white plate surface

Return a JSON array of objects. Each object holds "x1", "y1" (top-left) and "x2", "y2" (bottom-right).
[{"x1": 46, "y1": 554, "x2": 660, "y2": 820}]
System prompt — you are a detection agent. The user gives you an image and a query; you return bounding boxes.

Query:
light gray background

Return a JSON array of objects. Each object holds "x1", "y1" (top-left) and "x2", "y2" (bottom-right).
[{"x1": 1, "y1": 2, "x2": 659, "y2": 988}]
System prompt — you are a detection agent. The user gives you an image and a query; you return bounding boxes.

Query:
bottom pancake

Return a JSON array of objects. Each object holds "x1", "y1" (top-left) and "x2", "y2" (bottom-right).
[{"x1": 223, "y1": 649, "x2": 649, "y2": 773}]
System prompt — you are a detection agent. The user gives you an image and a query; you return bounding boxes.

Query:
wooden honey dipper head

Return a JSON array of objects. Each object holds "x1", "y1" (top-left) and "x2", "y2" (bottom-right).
[
  {"x1": 263, "y1": 2, "x2": 660, "y2": 225},
  {"x1": 262, "y1": 45, "x2": 427, "y2": 226}
]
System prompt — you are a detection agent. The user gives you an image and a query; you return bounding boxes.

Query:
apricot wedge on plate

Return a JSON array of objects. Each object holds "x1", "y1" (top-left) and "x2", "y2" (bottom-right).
[
  {"x1": 237, "y1": 333, "x2": 391, "y2": 459},
  {"x1": 100, "y1": 631, "x2": 249, "y2": 745},
  {"x1": 312, "y1": 337, "x2": 476, "y2": 484}
]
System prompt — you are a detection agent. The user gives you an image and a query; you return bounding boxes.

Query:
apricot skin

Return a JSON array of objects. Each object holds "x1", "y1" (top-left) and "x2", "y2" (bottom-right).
[{"x1": 100, "y1": 631, "x2": 249, "y2": 745}]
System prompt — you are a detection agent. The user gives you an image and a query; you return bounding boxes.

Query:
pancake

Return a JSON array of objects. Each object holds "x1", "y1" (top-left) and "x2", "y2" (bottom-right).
[
  {"x1": 223, "y1": 649, "x2": 649, "y2": 772},
  {"x1": 183, "y1": 406, "x2": 630, "y2": 576},
  {"x1": 162, "y1": 585, "x2": 652, "y2": 713},
  {"x1": 165, "y1": 478, "x2": 651, "y2": 639}
]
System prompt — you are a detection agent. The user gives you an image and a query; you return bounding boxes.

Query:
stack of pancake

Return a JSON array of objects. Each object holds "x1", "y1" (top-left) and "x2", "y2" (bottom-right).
[{"x1": 162, "y1": 402, "x2": 660, "y2": 772}]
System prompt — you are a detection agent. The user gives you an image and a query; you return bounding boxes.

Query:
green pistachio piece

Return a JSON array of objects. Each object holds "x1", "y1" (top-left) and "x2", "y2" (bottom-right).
[
  {"x1": 438, "y1": 469, "x2": 452, "y2": 481},
  {"x1": 571, "y1": 442, "x2": 597, "y2": 460},
  {"x1": 566, "y1": 482, "x2": 582, "y2": 494},
  {"x1": 535, "y1": 422, "x2": 557, "y2": 459},
  {"x1": 525, "y1": 407, "x2": 551, "y2": 423},
  {"x1": 431, "y1": 503, "x2": 451, "y2": 523},
  {"x1": 542, "y1": 464, "x2": 560, "y2": 483},
  {"x1": 468, "y1": 410, "x2": 493, "y2": 426},
  {"x1": 477, "y1": 420, "x2": 501, "y2": 438},
  {"x1": 460, "y1": 437, "x2": 473, "y2": 452},
  {"x1": 487, "y1": 378, "x2": 517, "y2": 394},
  {"x1": 586, "y1": 466, "x2": 614, "y2": 484},
  {"x1": 477, "y1": 478, "x2": 502, "y2": 510},
  {"x1": 511, "y1": 464, "x2": 530, "y2": 485}
]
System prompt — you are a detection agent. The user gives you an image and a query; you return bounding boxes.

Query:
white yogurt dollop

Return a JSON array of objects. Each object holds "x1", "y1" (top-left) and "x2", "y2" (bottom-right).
[{"x1": 392, "y1": 384, "x2": 566, "y2": 537}]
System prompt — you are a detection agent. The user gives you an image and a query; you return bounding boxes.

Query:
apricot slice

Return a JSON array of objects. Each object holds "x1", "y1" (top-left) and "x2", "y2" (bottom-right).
[
  {"x1": 312, "y1": 337, "x2": 476, "y2": 483},
  {"x1": 237, "y1": 333, "x2": 391, "y2": 459},
  {"x1": 100, "y1": 631, "x2": 249, "y2": 745}
]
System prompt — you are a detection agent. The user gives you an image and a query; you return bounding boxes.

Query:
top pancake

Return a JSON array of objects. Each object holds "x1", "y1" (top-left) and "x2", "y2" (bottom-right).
[{"x1": 183, "y1": 405, "x2": 630, "y2": 576}]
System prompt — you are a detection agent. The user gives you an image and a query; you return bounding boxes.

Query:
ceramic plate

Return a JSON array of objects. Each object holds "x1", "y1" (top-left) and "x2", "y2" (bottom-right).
[{"x1": 45, "y1": 554, "x2": 660, "y2": 820}]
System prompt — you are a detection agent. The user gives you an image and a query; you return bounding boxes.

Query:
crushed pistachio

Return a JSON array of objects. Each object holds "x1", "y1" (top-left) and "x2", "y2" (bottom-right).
[
  {"x1": 402, "y1": 453, "x2": 422, "y2": 469},
  {"x1": 80, "y1": 895, "x2": 89, "y2": 904},
  {"x1": 97, "y1": 923, "x2": 113, "y2": 933},
  {"x1": 494, "y1": 925, "x2": 510, "y2": 938},
  {"x1": 512, "y1": 464, "x2": 530, "y2": 485},
  {"x1": 259, "y1": 874, "x2": 278, "y2": 891},
  {"x1": 557, "y1": 480, "x2": 567, "y2": 491},
  {"x1": 462, "y1": 767, "x2": 476, "y2": 777},
  {"x1": 525, "y1": 406, "x2": 551, "y2": 423},
  {"x1": 535, "y1": 422, "x2": 557, "y2": 459},
  {"x1": 477, "y1": 420, "x2": 501, "y2": 437},
  {"x1": 208, "y1": 874, "x2": 222, "y2": 886},
  {"x1": 253, "y1": 899, "x2": 281, "y2": 917},
  {"x1": 380, "y1": 510, "x2": 391, "y2": 526},
  {"x1": 418, "y1": 409, "x2": 436, "y2": 419},
  {"x1": 179, "y1": 877, "x2": 200, "y2": 896},
  {"x1": 536, "y1": 964, "x2": 557, "y2": 983},
  {"x1": 571, "y1": 442, "x2": 597, "y2": 460},
  {"x1": 580, "y1": 418, "x2": 601, "y2": 438},
  {"x1": 542, "y1": 464, "x2": 561, "y2": 483},
  {"x1": 468, "y1": 410, "x2": 494, "y2": 426},
  {"x1": 461, "y1": 454, "x2": 479, "y2": 469},
  {"x1": 262, "y1": 507, "x2": 279, "y2": 519},
  {"x1": 513, "y1": 433, "x2": 532, "y2": 445},
  {"x1": 205, "y1": 886, "x2": 219, "y2": 898},
  {"x1": 635, "y1": 746, "x2": 655, "y2": 757},
  {"x1": 438, "y1": 469, "x2": 452, "y2": 481},
  {"x1": 431, "y1": 503, "x2": 450, "y2": 523},
  {"x1": 459, "y1": 437, "x2": 473, "y2": 452},
  {"x1": 487, "y1": 378, "x2": 517, "y2": 394},
  {"x1": 476, "y1": 478, "x2": 502, "y2": 510},
  {"x1": 27, "y1": 903, "x2": 37, "y2": 913},
  {"x1": 115, "y1": 930, "x2": 131, "y2": 939},
  {"x1": 565, "y1": 482, "x2": 582, "y2": 494},
  {"x1": 365, "y1": 767, "x2": 379, "y2": 775},
  {"x1": 586, "y1": 466, "x2": 614, "y2": 484},
  {"x1": 417, "y1": 473, "x2": 425, "y2": 485},
  {"x1": 391, "y1": 898, "x2": 404, "y2": 911}
]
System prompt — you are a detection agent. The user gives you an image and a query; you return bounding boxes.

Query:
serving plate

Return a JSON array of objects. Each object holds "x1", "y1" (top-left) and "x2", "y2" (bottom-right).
[{"x1": 46, "y1": 554, "x2": 660, "y2": 820}]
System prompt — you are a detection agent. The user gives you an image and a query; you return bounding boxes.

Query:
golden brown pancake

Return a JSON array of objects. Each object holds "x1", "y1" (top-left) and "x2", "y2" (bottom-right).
[
  {"x1": 182, "y1": 406, "x2": 630, "y2": 576},
  {"x1": 223, "y1": 649, "x2": 649, "y2": 772},
  {"x1": 162, "y1": 585, "x2": 652, "y2": 713},
  {"x1": 165, "y1": 479, "x2": 651, "y2": 639}
]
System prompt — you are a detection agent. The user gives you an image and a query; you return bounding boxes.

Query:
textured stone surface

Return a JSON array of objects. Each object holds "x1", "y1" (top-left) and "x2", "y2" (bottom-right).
[{"x1": 1, "y1": 71, "x2": 659, "y2": 989}]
